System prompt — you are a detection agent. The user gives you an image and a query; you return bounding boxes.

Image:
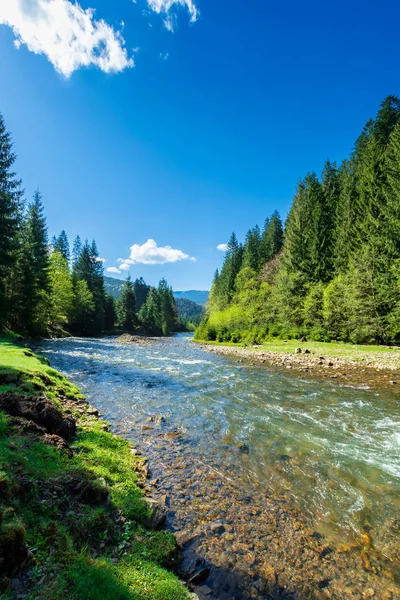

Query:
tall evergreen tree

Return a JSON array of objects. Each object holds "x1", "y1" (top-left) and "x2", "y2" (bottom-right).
[
  {"x1": 53, "y1": 230, "x2": 70, "y2": 263},
  {"x1": 133, "y1": 277, "x2": 151, "y2": 311},
  {"x1": 117, "y1": 276, "x2": 137, "y2": 332},
  {"x1": 104, "y1": 295, "x2": 117, "y2": 331},
  {"x1": 0, "y1": 112, "x2": 24, "y2": 327},
  {"x1": 20, "y1": 191, "x2": 50, "y2": 334},
  {"x1": 259, "y1": 211, "x2": 283, "y2": 264},
  {"x1": 242, "y1": 226, "x2": 261, "y2": 271}
]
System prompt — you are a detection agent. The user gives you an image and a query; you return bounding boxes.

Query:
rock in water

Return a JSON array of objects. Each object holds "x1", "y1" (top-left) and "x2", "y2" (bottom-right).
[{"x1": 142, "y1": 498, "x2": 167, "y2": 529}]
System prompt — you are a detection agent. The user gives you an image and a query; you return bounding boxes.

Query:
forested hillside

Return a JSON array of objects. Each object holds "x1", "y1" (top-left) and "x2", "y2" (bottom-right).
[
  {"x1": 0, "y1": 112, "x2": 180, "y2": 338},
  {"x1": 196, "y1": 96, "x2": 400, "y2": 346},
  {"x1": 173, "y1": 290, "x2": 209, "y2": 305},
  {"x1": 105, "y1": 278, "x2": 209, "y2": 307}
]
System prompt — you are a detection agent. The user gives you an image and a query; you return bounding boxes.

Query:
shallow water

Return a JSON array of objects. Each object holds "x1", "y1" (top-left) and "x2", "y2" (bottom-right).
[{"x1": 37, "y1": 335, "x2": 400, "y2": 597}]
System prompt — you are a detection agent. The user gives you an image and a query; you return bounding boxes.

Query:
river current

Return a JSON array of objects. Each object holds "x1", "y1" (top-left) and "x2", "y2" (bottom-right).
[{"x1": 37, "y1": 335, "x2": 400, "y2": 599}]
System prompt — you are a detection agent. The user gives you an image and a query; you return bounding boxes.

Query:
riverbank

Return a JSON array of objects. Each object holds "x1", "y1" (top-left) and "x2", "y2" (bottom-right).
[
  {"x1": 196, "y1": 339, "x2": 400, "y2": 392},
  {"x1": 0, "y1": 334, "x2": 190, "y2": 600}
]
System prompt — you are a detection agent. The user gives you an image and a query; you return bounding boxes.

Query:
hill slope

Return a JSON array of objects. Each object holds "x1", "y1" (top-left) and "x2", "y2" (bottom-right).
[{"x1": 104, "y1": 277, "x2": 209, "y2": 306}]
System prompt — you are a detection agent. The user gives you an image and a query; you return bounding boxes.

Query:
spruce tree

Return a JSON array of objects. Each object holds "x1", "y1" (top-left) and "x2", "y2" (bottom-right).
[
  {"x1": 104, "y1": 295, "x2": 117, "y2": 331},
  {"x1": 117, "y1": 276, "x2": 137, "y2": 332},
  {"x1": 0, "y1": 112, "x2": 24, "y2": 327},
  {"x1": 133, "y1": 277, "x2": 150, "y2": 311},
  {"x1": 54, "y1": 230, "x2": 70, "y2": 263},
  {"x1": 259, "y1": 211, "x2": 283, "y2": 264},
  {"x1": 20, "y1": 191, "x2": 50, "y2": 334}
]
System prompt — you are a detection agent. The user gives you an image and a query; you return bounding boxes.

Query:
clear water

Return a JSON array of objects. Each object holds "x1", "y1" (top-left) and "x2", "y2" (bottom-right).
[{"x1": 37, "y1": 334, "x2": 400, "y2": 567}]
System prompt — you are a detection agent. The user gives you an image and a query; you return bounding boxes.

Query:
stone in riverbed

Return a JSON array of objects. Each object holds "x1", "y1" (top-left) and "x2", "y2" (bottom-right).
[
  {"x1": 195, "y1": 585, "x2": 212, "y2": 596},
  {"x1": 189, "y1": 567, "x2": 210, "y2": 585},
  {"x1": 142, "y1": 498, "x2": 167, "y2": 529},
  {"x1": 210, "y1": 522, "x2": 226, "y2": 534}
]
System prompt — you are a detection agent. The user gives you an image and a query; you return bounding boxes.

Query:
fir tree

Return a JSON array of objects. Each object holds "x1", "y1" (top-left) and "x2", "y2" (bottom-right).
[
  {"x1": 117, "y1": 277, "x2": 137, "y2": 332},
  {"x1": 0, "y1": 112, "x2": 24, "y2": 326},
  {"x1": 54, "y1": 230, "x2": 70, "y2": 263}
]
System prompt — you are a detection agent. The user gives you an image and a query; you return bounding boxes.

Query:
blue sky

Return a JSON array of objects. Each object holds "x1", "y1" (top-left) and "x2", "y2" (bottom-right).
[{"x1": 0, "y1": 0, "x2": 399, "y2": 290}]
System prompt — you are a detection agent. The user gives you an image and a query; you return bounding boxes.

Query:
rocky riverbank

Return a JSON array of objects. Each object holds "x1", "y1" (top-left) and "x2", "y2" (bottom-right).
[
  {"x1": 196, "y1": 342, "x2": 400, "y2": 392},
  {"x1": 115, "y1": 411, "x2": 400, "y2": 600}
]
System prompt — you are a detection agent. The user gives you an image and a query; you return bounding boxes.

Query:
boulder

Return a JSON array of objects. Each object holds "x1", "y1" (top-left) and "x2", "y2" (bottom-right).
[{"x1": 142, "y1": 498, "x2": 167, "y2": 529}]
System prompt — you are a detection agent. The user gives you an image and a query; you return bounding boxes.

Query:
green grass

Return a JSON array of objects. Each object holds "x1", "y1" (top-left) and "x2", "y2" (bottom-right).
[
  {"x1": 196, "y1": 337, "x2": 400, "y2": 367},
  {"x1": 0, "y1": 335, "x2": 188, "y2": 600}
]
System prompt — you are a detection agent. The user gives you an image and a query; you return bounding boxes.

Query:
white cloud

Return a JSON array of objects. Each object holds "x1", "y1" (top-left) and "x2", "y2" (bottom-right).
[
  {"x1": 217, "y1": 243, "x2": 228, "y2": 252},
  {"x1": 0, "y1": 0, "x2": 134, "y2": 77},
  {"x1": 106, "y1": 266, "x2": 121, "y2": 274},
  {"x1": 146, "y1": 0, "x2": 199, "y2": 31},
  {"x1": 128, "y1": 239, "x2": 195, "y2": 264},
  {"x1": 95, "y1": 257, "x2": 106, "y2": 263},
  {"x1": 119, "y1": 262, "x2": 132, "y2": 271},
  {"x1": 160, "y1": 51, "x2": 169, "y2": 60}
]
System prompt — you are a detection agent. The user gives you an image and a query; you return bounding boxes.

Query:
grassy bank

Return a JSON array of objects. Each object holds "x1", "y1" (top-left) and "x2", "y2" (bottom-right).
[
  {"x1": 196, "y1": 337, "x2": 400, "y2": 368},
  {"x1": 0, "y1": 334, "x2": 189, "y2": 599}
]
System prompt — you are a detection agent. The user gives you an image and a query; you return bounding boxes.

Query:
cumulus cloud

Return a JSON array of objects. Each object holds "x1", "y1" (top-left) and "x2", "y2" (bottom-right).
[
  {"x1": 217, "y1": 243, "x2": 228, "y2": 252},
  {"x1": 0, "y1": 0, "x2": 134, "y2": 77},
  {"x1": 127, "y1": 239, "x2": 195, "y2": 264},
  {"x1": 146, "y1": 0, "x2": 199, "y2": 31},
  {"x1": 109, "y1": 239, "x2": 195, "y2": 272}
]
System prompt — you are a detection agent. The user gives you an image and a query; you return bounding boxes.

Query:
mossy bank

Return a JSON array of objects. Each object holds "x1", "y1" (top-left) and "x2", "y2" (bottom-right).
[{"x1": 0, "y1": 334, "x2": 190, "y2": 600}]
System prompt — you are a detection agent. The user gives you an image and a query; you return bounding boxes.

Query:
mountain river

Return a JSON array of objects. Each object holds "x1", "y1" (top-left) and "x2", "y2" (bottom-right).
[{"x1": 36, "y1": 335, "x2": 400, "y2": 599}]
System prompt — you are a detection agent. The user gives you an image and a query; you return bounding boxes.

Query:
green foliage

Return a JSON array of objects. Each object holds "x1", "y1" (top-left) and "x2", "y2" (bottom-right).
[
  {"x1": 197, "y1": 95, "x2": 400, "y2": 346},
  {"x1": 138, "y1": 280, "x2": 179, "y2": 336},
  {"x1": 48, "y1": 251, "x2": 74, "y2": 331},
  {"x1": 0, "y1": 113, "x2": 24, "y2": 330},
  {"x1": 70, "y1": 280, "x2": 96, "y2": 336},
  {"x1": 117, "y1": 277, "x2": 138, "y2": 332}
]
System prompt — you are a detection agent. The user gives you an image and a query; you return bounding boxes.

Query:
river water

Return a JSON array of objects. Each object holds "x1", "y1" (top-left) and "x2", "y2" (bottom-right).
[{"x1": 37, "y1": 335, "x2": 400, "y2": 599}]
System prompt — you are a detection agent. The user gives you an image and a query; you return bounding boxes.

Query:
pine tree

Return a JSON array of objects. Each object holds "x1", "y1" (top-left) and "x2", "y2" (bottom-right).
[
  {"x1": 133, "y1": 277, "x2": 150, "y2": 311},
  {"x1": 158, "y1": 278, "x2": 178, "y2": 335},
  {"x1": 242, "y1": 226, "x2": 261, "y2": 271},
  {"x1": 73, "y1": 239, "x2": 105, "y2": 334},
  {"x1": 139, "y1": 288, "x2": 162, "y2": 334},
  {"x1": 259, "y1": 211, "x2": 283, "y2": 265},
  {"x1": 117, "y1": 276, "x2": 137, "y2": 332},
  {"x1": 70, "y1": 280, "x2": 96, "y2": 335},
  {"x1": 0, "y1": 112, "x2": 24, "y2": 327},
  {"x1": 54, "y1": 230, "x2": 70, "y2": 263},
  {"x1": 20, "y1": 191, "x2": 50, "y2": 334},
  {"x1": 104, "y1": 295, "x2": 117, "y2": 331},
  {"x1": 72, "y1": 235, "x2": 82, "y2": 269}
]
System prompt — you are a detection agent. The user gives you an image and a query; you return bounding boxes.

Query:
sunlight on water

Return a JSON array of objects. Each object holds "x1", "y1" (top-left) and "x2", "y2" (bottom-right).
[{"x1": 37, "y1": 334, "x2": 400, "y2": 566}]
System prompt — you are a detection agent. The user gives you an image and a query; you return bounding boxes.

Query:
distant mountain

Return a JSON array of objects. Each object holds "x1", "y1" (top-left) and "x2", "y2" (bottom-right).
[
  {"x1": 173, "y1": 290, "x2": 209, "y2": 306},
  {"x1": 104, "y1": 276, "x2": 124, "y2": 299},
  {"x1": 104, "y1": 277, "x2": 209, "y2": 307},
  {"x1": 175, "y1": 298, "x2": 205, "y2": 325}
]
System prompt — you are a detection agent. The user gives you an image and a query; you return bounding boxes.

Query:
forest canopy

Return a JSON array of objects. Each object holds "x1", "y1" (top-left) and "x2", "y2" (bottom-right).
[
  {"x1": 196, "y1": 96, "x2": 400, "y2": 346},
  {"x1": 0, "y1": 111, "x2": 181, "y2": 338}
]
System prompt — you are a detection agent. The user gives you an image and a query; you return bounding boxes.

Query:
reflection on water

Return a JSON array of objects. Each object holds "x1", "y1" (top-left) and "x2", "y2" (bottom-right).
[{"x1": 37, "y1": 335, "x2": 400, "y2": 570}]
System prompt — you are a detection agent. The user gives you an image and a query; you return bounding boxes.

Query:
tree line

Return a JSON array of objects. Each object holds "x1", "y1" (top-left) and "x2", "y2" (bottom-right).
[
  {"x1": 0, "y1": 112, "x2": 180, "y2": 337},
  {"x1": 196, "y1": 95, "x2": 400, "y2": 345}
]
